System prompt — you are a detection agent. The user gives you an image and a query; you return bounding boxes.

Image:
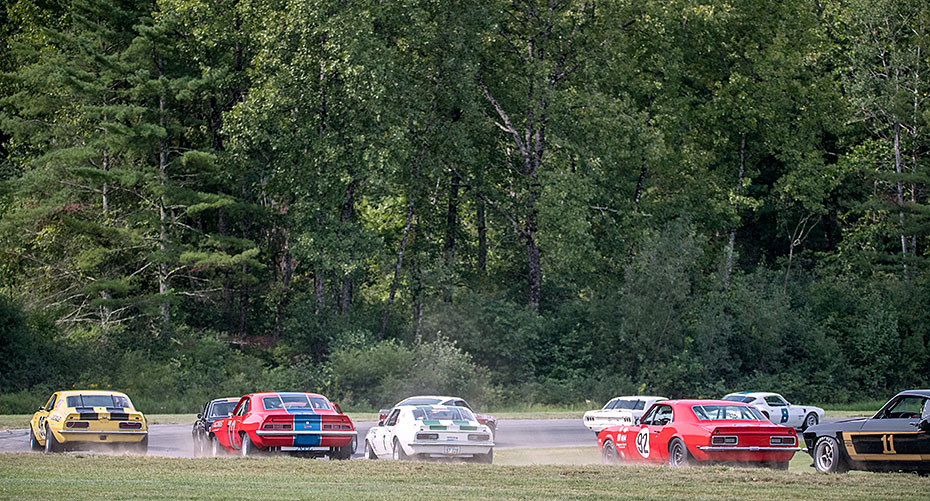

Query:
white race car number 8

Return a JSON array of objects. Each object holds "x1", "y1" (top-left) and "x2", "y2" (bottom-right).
[{"x1": 635, "y1": 428, "x2": 650, "y2": 458}]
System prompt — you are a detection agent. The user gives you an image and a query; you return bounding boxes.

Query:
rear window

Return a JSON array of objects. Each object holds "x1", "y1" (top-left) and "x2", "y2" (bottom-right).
[
  {"x1": 411, "y1": 407, "x2": 477, "y2": 422},
  {"x1": 66, "y1": 395, "x2": 132, "y2": 408},
  {"x1": 692, "y1": 405, "x2": 766, "y2": 421},
  {"x1": 722, "y1": 395, "x2": 755, "y2": 404},
  {"x1": 210, "y1": 401, "x2": 237, "y2": 418},
  {"x1": 612, "y1": 400, "x2": 643, "y2": 410},
  {"x1": 262, "y1": 394, "x2": 331, "y2": 410}
]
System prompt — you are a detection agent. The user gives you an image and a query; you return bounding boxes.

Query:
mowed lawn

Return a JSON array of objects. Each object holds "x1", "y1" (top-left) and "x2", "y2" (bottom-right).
[{"x1": 1, "y1": 452, "x2": 927, "y2": 500}]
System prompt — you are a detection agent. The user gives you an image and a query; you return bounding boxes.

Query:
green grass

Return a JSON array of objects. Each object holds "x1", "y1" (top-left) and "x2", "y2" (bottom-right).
[{"x1": 0, "y1": 452, "x2": 926, "y2": 500}]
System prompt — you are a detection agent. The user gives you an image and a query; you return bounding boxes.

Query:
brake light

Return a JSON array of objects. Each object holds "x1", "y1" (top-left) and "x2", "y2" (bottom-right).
[
  {"x1": 468, "y1": 434, "x2": 490, "y2": 441},
  {"x1": 66, "y1": 421, "x2": 89, "y2": 428},
  {"x1": 119, "y1": 422, "x2": 142, "y2": 429},
  {"x1": 323, "y1": 424, "x2": 351, "y2": 430},
  {"x1": 262, "y1": 423, "x2": 292, "y2": 430},
  {"x1": 711, "y1": 436, "x2": 738, "y2": 445},
  {"x1": 770, "y1": 436, "x2": 796, "y2": 446},
  {"x1": 416, "y1": 433, "x2": 439, "y2": 440}
]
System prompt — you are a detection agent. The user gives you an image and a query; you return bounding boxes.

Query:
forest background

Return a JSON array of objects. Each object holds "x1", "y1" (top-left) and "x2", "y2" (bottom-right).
[{"x1": 1, "y1": 0, "x2": 928, "y2": 413}]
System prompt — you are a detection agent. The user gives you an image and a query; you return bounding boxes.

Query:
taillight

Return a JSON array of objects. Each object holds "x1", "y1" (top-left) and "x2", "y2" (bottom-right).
[
  {"x1": 711, "y1": 436, "x2": 738, "y2": 445},
  {"x1": 468, "y1": 434, "x2": 490, "y2": 441},
  {"x1": 66, "y1": 421, "x2": 89, "y2": 428},
  {"x1": 119, "y1": 422, "x2": 142, "y2": 429},
  {"x1": 323, "y1": 424, "x2": 352, "y2": 430},
  {"x1": 262, "y1": 423, "x2": 292, "y2": 430},
  {"x1": 416, "y1": 433, "x2": 439, "y2": 440},
  {"x1": 770, "y1": 436, "x2": 796, "y2": 446}
]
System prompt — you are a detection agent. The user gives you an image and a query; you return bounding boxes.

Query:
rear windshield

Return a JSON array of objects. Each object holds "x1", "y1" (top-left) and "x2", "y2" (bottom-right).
[
  {"x1": 210, "y1": 401, "x2": 237, "y2": 418},
  {"x1": 692, "y1": 405, "x2": 766, "y2": 421},
  {"x1": 66, "y1": 395, "x2": 132, "y2": 408},
  {"x1": 412, "y1": 407, "x2": 476, "y2": 421},
  {"x1": 613, "y1": 399, "x2": 645, "y2": 410},
  {"x1": 722, "y1": 395, "x2": 755, "y2": 404},
  {"x1": 262, "y1": 394, "x2": 331, "y2": 411}
]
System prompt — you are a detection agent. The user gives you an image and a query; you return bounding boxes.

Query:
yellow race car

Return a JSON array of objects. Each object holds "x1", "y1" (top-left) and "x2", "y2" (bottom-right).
[{"x1": 29, "y1": 390, "x2": 148, "y2": 453}]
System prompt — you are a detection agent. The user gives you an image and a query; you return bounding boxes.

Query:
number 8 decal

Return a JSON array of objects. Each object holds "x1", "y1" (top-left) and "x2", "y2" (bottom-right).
[{"x1": 781, "y1": 408, "x2": 789, "y2": 423}]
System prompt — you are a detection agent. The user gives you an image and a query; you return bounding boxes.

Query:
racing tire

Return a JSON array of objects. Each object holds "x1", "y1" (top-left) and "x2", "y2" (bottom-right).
[
  {"x1": 668, "y1": 438, "x2": 693, "y2": 467},
  {"x1": 601, "y1": 439, "x2": 620, "y2": 465},
  {"x1": 364, "y1": 440, "x2": 378, "y2": 460},
  {"x1": 802, "y1": 412, "x2": 819, "y2": 431},
  {"x1": 211, "y1": 435, "x2": 224, "y2": 457},
  {"x1": 392, "y1": 438, "x2": 409, "y2": 461},
  {"x1": 44, "y1": 424, "x2": 61, "y2": 454},
  {"x1": 331, "y1": 436, "x2": 355, "y2": 460},
  {"x1": 240, "y1": 433, "x2": 256, "y2": 457},
  {"x1": 813, "y1": 436, "x2": 848, "y2": 474},
  {"x1": 29, "y1": 425, "x2": 42, "y2": 451}
]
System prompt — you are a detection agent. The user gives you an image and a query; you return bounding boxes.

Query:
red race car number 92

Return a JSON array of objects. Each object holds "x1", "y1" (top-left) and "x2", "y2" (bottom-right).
[{"x1": 635, "y1": 428, "x2": 650, "y2": 458}]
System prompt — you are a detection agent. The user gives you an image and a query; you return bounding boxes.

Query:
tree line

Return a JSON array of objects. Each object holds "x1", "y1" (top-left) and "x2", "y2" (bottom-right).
[{"x1": 1, "y1": 0, "x2": 928, "y2": 412}]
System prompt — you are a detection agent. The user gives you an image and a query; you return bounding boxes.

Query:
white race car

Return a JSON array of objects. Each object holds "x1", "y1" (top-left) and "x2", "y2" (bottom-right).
[
  {"x1": 365, "y1": 404, "x2": 494, "y2": 463},
  {"x1": 582, "y1": 395, "x2": 668, "y2": 433},
  {"x1": 722, "y1": 392, "x2": 825, "y2": 430}
]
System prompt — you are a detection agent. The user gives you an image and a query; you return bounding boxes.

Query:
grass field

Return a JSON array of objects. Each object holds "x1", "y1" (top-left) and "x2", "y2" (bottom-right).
[{"x1": 1, "y1": 452, "x2": 926, "y2": 500}]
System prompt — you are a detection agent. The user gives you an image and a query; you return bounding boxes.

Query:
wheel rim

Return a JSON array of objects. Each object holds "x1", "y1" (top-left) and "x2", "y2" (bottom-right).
[
  {"x1": 807, "y1": 415, "x2": 817, "y2": 428},
  {"x1": 602, "y1": 440, "x2": 616, "y2": 464},
  {"x1": 671, "y1": 442, "x2": 684, "y2": 466},
  {"x1": 393, "y1": 442, "x2": 400, "y2": 460},
  {"x1": 241, "y1": 437, "x2": 248, "y2": 456},
  {"x1": 817, "y1": 441, "x2": 834, "y2": 471}
]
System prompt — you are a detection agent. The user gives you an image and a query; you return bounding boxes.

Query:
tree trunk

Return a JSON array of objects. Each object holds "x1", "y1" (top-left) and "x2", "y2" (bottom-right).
[
  {"x1": 157, "y1": 70, "x2": 171, "y2": 327},
  {"x1": 339, "y1": 180, "x2": 356, "y2": 314},
  {"x1": 272, "y1": 231, "x2": 292, "y2": 343},
  {"x1": 724, "y1": 132, "x2": 746, "y2": 289},
  {"x1": 380, "y1": 199, "x2": 415, "y2": 339},
  {"x1": 893, "y1": 121, "x2": 908, "y2": 279},
  {"x1": 442, "y1": 169, "x2": 460, "y2": 300}
]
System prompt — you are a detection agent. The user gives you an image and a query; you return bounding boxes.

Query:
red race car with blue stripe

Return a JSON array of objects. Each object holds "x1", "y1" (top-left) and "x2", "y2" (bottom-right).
[{"x1": 209, "y1": 392, "x2": 356, "y2": 459}]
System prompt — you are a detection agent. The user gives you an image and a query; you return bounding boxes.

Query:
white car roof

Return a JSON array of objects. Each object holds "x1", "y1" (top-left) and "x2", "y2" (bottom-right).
[
  {"x1": 725, "y1": 392, "x2": 781, "y2": 399},
  {"x1": 395, "y1": 395, "x2": 462, "y2": 405},
  {"x1": 608, "y1": 396, "x2": 668, "y2": 401}
]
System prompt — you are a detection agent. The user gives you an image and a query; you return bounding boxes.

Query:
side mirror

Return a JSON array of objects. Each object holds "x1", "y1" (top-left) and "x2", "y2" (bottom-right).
[
  {"x1": 38, "y1": 407, "x2": 45, "y2": 412},
  {"x1": 197, "y1": 413, "x2": 202, "y2": 419},
  {"x1": 918, "y1": 418, "x2": 930, "y2": 432},
  {"x1": 378, "y1": 420, "x2": 385, "y2": 427}
]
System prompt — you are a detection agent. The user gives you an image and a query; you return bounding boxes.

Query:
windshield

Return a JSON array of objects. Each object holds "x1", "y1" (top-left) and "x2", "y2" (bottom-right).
[
  {"x1": 613, "y1": 399, "x2": 645, "y2": 410},
  {"x1": 722, "y1": 395, "x2": 755, "y2": 404},
  {"x1": 692, "y1": 405, "x2": 766, "y2": 421},
  {"x1": 66, "y1": 394, "x2": 132, "y2": 408},
  {"x1": 210, "y1": 401, "x2": 237, "y2": 418},
  {"x1": 262, "y1": 393, "x2": 331, "y2": 411},
  {"x1": 411, "y1": 407, "x2": 477, "y2": 422}
]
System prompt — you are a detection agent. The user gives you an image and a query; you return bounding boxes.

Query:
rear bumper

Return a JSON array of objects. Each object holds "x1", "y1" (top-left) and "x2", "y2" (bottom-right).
[
  {"x1": 698, "y1": 446, "x2": 800, "y2": 452},
  {"x1": 256, "y1": 430, "x2": 357, "y2": 436},
  {"x1": 408, "y1": 441, "x2": 493, "y2": 457},
  {"x1": 54, "y1": 429, "x2": 147, "y2": 444}
]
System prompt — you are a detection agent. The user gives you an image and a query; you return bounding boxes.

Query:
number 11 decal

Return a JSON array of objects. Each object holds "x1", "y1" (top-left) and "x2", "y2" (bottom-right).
[{"x1": 881, "y1": 434, "x2": 896, "y2": 454}]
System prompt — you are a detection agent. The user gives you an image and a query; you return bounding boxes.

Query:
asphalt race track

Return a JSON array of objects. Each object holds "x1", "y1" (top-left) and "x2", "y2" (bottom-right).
[{"x1": 0, "y1": 418, "x2": 599, "y2": 458}]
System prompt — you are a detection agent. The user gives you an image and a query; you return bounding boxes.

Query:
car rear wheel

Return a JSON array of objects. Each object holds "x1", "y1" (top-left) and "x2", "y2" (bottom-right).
[
  {"x1": 331, "y1": 436, "x2": 355, "y2": 460},
  {"x1": 29, "y1": 425, "x2": 42, "y2": 451},
  {"x1": 601, "y1": 439, "x2": 620, "y2": 465},
  {"x1": 813, "y1": 436, "x2": 848, "y2": 473},
  {"x1": 392, "y1": 438, "x2": 409, "y2": 461},
  {"x1": 44, "y1": 424, "x2": 61, "y2": 454},
  {"x1": 668, "y1": 438, "x2": 693, "y2": 467},
  {"x1": 803, "y1": 412, "x2": 819, "y2": 431},
  {"x1": 240, "y1": 433, "x2": 256, "y2": 457},
  {"x1": 473, "y1": 449, "x2": 493, "y2": 464},
  {"x1": 364, "y1": 440, "x2": 378, "y2": 460}
]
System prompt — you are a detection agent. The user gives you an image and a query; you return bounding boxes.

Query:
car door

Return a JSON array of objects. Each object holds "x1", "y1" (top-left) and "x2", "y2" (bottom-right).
[
  {"x1": 626, "y1": 404, "x2": 671, "y2": 464},
  {"x1": 644, "y1": 404, "x2": 676, "y2": 464},
  {"x1": 849, "y1": 395, "x2": 928, "y2": 463},
  {"x1": 763, "y1": 395, "x2": 792, "y2": 426},
  {"x1": 226, "y1": 397, "x2": 250, "y2": 451},
  {"x1": 33, "y1": 393, "x2": 57, "y2": 440},
  {"x1": 374, "y1": 409, "x2": 400, "y2": 457}
]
